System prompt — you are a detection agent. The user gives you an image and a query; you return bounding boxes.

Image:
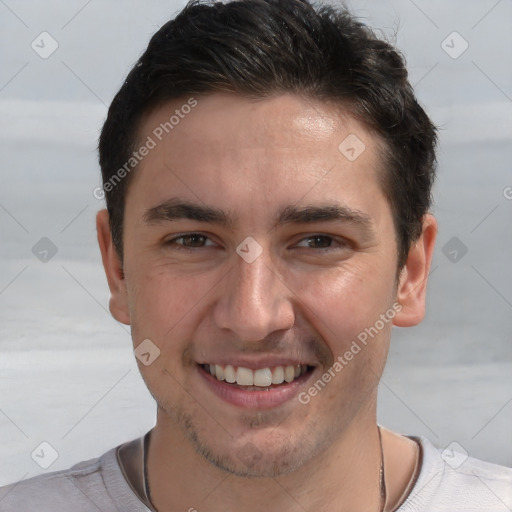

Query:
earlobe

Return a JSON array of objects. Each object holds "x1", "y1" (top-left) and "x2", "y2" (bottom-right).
[
  {"x1": 96, "y1": 209, "x2": 131, "y2": 325},
  {"x1": 393, "y1": 214, "x2": 437, "y2": 327}
]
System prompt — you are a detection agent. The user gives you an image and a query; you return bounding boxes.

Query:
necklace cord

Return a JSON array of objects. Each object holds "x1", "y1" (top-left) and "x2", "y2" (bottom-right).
[{"x1": 378, "y1": 425, "x2": 387, "y2": 512}]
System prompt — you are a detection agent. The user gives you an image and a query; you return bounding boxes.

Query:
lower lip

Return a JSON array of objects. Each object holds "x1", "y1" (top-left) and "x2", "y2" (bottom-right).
[{"x1": 197, "y1": 365, "x2": 315, "y2": 410}]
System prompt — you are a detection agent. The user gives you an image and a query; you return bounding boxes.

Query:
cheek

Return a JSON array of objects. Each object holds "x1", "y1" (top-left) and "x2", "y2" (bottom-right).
[
  {"x1": 125, "y1": 263, "x2": 212, "y2": 346},
  {"x1": 125, "y1": 266, "x2": 216, "y2": 401},
  {"x1": 292, "y1": 261, "x2": 395, "y2": 350}
]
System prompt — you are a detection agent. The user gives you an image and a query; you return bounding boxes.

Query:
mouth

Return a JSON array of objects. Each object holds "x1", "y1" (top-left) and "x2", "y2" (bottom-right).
[
  {"x1": 202, "y1": 363, "x2": 311, "y2": 388},
  {"x1": 197, "y1": 362, "x2": 316, "y2": 409}
]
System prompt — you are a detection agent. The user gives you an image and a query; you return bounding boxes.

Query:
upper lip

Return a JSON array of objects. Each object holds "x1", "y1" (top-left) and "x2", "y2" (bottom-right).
[{"x1": 197, "y1": 357, "x2": 316, "y2": 370}]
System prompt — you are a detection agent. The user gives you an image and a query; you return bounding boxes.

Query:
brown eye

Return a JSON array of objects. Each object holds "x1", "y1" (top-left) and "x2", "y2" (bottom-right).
[
  {"x1": 181, "y1": 234, "x2": 206, "y2": 247},
  {"x1": 306, "y1": 235, "x2": 332, "y2": 248},
  {"x1": 296, "y1": 235, "x2": 347, "y2": 250},
  {"x1": 166, "y1": 233, "x2": 214, "y2": 248},
  {"x1": 294, "y1": 234, "x2": 352, "y2": 254}
]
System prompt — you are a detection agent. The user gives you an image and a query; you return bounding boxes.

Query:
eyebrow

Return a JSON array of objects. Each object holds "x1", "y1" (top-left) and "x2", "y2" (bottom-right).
[
  {"x1": 143, "y1": 198, "x2": 373, "y2": 232},
  {"x1": 277, "y1": 204, "x2": 372, "y2": 229},
  {"x1": 144, "y1": 198, "x2": 237, "y2": 229}
]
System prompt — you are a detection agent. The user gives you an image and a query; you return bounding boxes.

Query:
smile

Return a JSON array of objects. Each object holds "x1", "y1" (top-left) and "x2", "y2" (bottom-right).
[
  {"x1": 197, "y1": 363, "x2": 316, "y2": 409},
  {"x1": 202, "y1": 363, "x2": 310, "y2": 387}
]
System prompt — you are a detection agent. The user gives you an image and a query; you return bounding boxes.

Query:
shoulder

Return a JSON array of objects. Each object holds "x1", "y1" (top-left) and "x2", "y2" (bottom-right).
[
  {"x1": 0, "y1": 441, "x2": 145, "y2": 512},
  {"x1": 0, "y1": 452, "x2": 106, "y2": 511},
  {"x1": 398, "y1": 436, "x2": 512, "y2": 512}
]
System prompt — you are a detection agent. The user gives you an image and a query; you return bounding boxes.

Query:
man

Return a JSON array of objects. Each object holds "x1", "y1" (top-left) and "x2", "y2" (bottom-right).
[{"x1": 1, "y1": 0, "x2": 511, "y2": 510}]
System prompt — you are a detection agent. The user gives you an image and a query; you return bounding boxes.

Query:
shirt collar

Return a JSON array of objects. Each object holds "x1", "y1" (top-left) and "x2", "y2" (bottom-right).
[{"x1": 116, "y1": 430, "x2": 155, "y2": 510}]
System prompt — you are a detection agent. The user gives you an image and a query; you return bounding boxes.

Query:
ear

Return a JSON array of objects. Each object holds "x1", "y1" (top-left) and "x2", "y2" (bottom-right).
[
  {"x1": 393, "y1": 213, "x2": 437, "y2": 327},
  {"x1": 96, "y1": 209, "x2": 131, "y2": 325}
]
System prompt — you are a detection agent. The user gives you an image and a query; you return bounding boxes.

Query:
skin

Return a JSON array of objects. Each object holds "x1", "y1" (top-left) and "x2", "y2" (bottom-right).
[{"x1": 97, "y1": 92, "x2": 437, "y2": 511}]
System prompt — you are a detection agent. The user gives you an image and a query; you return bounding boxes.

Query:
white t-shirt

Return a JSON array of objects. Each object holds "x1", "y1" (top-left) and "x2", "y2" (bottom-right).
[{"x1": 1, "y1": 434, "x2": 511, "y2": 511}]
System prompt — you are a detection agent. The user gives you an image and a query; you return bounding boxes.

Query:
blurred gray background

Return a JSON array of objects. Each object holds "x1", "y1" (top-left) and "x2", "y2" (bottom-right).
[{"x1": 1, "y1": 0, "x2": 511, "y2": 486}]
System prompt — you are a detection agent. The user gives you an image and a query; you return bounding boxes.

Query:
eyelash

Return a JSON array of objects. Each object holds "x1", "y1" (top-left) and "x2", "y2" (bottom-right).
[
  {"x1": 165, "y1": 233, "x2": 216, "y2": 249},
  {"x1": 164, "y1": 233, "x2": 348, "y2": 251}
]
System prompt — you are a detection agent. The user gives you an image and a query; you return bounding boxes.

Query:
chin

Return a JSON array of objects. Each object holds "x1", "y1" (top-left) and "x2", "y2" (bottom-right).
[
  {"x1": 200, "y1": 441, "x2": 308, "y2": 478},
  {"x1": 181, "y1": 411, "x2": 330, "y2": 478}
]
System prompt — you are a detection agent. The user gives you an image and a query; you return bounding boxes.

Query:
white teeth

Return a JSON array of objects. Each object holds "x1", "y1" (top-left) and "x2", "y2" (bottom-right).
[
  {"x1": 271, "y1": 366, "x2": 285, "y2": 384},
  {"x1": 207, "y1": 364, "x2": 309, "y2": 387},
  {"x1": 284, "y1": 365, "x2": 295, "y2": 383},
  {"x1": 236, "y1": 366, "x2": 254, "y2": 386},
  {"x1": 253, "y1": 368, "x2": 272, "y2": 387},
  {"x1": 224, "y1": 365, "x2": 236, "y2": 383},
  {"x1": 215, "y1": 365, "x2": 225, "y2": 381}
]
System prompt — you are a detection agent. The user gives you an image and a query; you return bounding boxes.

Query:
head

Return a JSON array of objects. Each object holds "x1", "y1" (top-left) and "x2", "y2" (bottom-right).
[{"x1": 97, "y1": 0, "x2": 437, "y2": 478}]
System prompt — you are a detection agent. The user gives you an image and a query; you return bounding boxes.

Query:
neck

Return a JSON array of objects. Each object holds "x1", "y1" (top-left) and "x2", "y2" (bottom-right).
[{"x1": 146, "y1": 409, "x2": 395, "y2": 512}]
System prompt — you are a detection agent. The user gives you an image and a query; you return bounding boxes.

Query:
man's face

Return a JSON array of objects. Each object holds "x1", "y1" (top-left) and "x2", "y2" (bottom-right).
[{"x1": 104, "y1": 93, "x2": 417, "y2": 477}]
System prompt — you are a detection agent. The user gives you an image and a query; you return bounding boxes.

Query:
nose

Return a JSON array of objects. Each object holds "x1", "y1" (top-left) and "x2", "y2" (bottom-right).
[{"x1": 213, "y1": 244, "x2": 295, "y2": 342}]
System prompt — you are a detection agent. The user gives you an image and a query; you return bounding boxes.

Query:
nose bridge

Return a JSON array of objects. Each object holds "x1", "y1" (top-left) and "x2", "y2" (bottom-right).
[
  {"x1": 214, "y1": 244, "x2": 294, "y2": 340},
  {"x1": 237, "y1": 251, "x2": 275, "y2": 306}
]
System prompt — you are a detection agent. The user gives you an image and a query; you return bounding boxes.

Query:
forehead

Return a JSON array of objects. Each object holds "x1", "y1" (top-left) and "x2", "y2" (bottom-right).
[
  {"x1": 138, "y1": 92, "x2": 370, "y2": 152},
  {"x1": 127, "y1": 92, "x2": 388, "y2": 224}
]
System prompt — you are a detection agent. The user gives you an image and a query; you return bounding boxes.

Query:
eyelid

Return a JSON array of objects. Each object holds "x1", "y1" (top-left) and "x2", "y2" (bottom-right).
[
  {"x1": 294, "y1": 234, "x2": 350, "y2": 249},
  {"x1": 165, "y1": 232, "x2": 217, "y2": 247}
]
